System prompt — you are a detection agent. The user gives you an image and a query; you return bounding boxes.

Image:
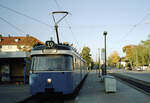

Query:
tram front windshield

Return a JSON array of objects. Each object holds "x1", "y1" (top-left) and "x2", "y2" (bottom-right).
[{"x1": 32, "y1": 55, "x2": 72, "y2": 71}]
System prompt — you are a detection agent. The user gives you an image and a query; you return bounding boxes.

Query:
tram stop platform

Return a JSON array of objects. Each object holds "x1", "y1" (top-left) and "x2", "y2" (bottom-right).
[
  {"x1": 114, "y1": 72, "x2": 150, "y2": 84},
  {"x1": 75, "y1": 71, "x2": 150, "y2": 103},
  {"x1": 0, "y1": 84, "x2": 30, "y2": 103}
]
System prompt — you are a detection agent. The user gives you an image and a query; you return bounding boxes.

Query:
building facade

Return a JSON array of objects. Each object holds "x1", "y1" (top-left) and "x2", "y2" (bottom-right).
[{"x1": 0, "y1": 35, "x2": 43, "y2": 84}]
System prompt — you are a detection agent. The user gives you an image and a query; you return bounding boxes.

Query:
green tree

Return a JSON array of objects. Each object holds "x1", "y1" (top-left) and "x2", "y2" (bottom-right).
[
  {"x1": 139, "y1": 35, "x2": 150, "y2": 65},
  {"x1": 80, "y1": 46, "x2": 92, "y2": 66}
]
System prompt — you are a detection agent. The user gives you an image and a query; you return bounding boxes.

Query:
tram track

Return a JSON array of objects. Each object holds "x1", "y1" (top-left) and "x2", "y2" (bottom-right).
[
  {"x1": 18, "y1": 74, "x2": 88, "y2": 103},
  {"x1": 18, "y1": 94, "x2": 75, "y2": 103},
  {"x1": 110, "y1": 73, "x2": 150, "y2": 96}
]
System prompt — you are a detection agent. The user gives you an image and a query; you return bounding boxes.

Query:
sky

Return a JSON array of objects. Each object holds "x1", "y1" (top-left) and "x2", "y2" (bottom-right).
[{"x1": 0, "y1": 0, "x2": 150, "y2": 61}]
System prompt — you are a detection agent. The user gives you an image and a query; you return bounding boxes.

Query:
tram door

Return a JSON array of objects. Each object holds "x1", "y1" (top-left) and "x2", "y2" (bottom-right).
[{"x1": 1, "y1": 64, "x2": 10, "y2": 82}]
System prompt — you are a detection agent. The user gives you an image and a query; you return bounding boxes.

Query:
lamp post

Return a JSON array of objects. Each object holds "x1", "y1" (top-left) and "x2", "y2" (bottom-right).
[{"x1": 103, "y1": 31, "x2": 107, "y2": 75}]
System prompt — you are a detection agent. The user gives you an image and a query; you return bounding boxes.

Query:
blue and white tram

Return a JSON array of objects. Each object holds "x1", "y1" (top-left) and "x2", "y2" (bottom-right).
[{"x1": 29, "y1": 41, "x2": 88, "y2": 96}]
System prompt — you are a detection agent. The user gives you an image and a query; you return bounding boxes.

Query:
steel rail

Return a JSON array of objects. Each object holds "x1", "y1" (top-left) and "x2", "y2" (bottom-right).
[{"x1": 111, "y1": 73, "x2": 150, "y2": 96}]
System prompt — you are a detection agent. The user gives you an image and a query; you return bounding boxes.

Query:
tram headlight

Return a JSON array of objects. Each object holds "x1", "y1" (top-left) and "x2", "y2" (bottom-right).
[{"x1": 47, "y1": 78, "x2": 52, "y2": 83}]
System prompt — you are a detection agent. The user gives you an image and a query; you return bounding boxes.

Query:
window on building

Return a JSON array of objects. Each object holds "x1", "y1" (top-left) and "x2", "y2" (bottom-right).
[{"x1": 14, "y1": 39, "x2": 19, "y2": 42}]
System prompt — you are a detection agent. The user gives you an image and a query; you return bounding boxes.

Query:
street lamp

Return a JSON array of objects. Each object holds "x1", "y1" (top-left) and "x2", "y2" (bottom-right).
[{"x1": 103, "y1": 31, "x2": 107, "y2": 75}]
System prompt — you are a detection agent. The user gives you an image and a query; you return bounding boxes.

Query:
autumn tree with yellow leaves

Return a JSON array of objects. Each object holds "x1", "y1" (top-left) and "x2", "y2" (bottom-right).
[
  {"x1": 123, "y1": 35, "x2": 150, "y2": 67},
  {"x1": 108, "y1": 51, "x2": 120, "y2": 67}
]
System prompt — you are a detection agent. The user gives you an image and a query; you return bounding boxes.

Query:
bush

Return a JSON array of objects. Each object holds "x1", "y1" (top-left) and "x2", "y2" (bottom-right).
[
  {"x1": 121, "y1": 64, "x2": 124, "y2": 69},
  {"x1": 116, "y1": 64, "x2": 120, "y2": 69},
  {"x1": 116, "y1": 64, "x2": 124, "y2": 69}
]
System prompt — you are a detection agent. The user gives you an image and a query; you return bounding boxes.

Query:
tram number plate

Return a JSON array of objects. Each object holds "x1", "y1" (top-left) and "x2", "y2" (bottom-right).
[{"x1": 45, "y1": 41, "x2": 55, "y2": 48}]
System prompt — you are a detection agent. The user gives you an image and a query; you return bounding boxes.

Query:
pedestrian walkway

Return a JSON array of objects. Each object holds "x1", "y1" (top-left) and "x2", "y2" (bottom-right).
[
  {"x1": 76, "y1": 71, "x2": 150, "y2": 103},
  {"x1": 0, "y1": 84, "x2": 30, "y2": 103}
]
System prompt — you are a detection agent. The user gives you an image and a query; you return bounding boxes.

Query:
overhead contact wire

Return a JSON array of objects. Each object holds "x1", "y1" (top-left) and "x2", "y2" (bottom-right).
[
  {"x1": 0, "y1": 16, "x2": 25, "y2": 34},
  {"x1": 0, "y1": 4, "x2": 53, "y2": 28}
]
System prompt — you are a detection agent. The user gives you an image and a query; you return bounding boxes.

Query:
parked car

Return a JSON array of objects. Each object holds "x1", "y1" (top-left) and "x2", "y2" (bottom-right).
[
  {"x1": 135, "y1": 66, "x2": 147, "y2": 71},
  {"x1": 135, "y1": 67, "x2": 141, "y2": 71},
  {"x1": 142, "y1": 66, "x2": 148, "y2": 70}
]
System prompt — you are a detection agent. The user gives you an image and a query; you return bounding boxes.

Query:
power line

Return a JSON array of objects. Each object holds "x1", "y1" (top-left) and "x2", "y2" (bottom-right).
[
  {"x1": 64, "y1": 22, "x2": 80, "y2": 49},
  {"x1": 65, "y1": 20, "x2": 79, "y2": 46},
  {"x1": 0, "y1": 16, "x2": 25, "y2": 34},
  {"x1": 121, "y1": 13, "x2": 150, "y2": 40},
  {"x1": 53, "y1": 0, "x2": 66, "y2": 10},
  {"x1": 135, "y1": 13, "x2": 150, "y2": 26},
  {"x1": 0, "y1": 3, "x2": 53, "y2": 28},
  {"x1": 53, "y1": 0, "x2": 63, "y2": 10},
  {"x1": 52, "y1": 0, "x2": 79, "y2": 47},
  {"x1": 113, "y1": 13, "x2": 150, "y2": 45}
]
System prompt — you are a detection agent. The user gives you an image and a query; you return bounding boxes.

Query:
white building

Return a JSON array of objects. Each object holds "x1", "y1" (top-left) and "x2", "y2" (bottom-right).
[{"x1": 0, "y1": 35, "x2": 43, "y2": 52}]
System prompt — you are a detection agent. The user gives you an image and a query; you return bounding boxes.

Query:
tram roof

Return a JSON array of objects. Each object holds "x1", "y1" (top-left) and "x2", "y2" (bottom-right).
[
  {"x1": 32, "y1": 44, "x2": 72, "y2": 51},
  {"x1": 31, "y1": 41, "x2": 85, "y2": 62},
  {"x1": 32, "y1": 44, "x2": 87, "y2": 63}
]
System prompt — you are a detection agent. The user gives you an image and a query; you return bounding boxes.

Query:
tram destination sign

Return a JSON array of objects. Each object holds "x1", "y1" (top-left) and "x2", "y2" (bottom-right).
[{"x1": 43, "y1": 49, "x2": 57, "y2": 53}]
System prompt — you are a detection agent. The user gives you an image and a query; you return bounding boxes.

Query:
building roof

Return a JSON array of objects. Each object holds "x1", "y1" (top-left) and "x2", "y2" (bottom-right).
[{"x1": 0, "y1": 36, "x2": 44, "y2": 45}]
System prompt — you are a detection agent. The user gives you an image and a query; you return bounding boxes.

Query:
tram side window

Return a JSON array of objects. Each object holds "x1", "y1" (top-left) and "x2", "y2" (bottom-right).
[
  {"x1": 74, "y1": 58, "x2": 77, "y2": 70},
  {"x1": 80, "y1": 61, "x2": 83, "y2": 71},
  {"x1": 77, "y1": 58, "x2": 80, "y2": 70},
  {"x1": 64, "y1": 56, "x2": 73, "y2": 70},
  {"x1": 31, "y1": 57, "x2": 35, "y2": 70},
  {"x1": 73, "y1": 58, "x2": 76, "y2": 70},
  {"x1": 74, "y1": 58, "x2": 80, "y2": 70}
]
